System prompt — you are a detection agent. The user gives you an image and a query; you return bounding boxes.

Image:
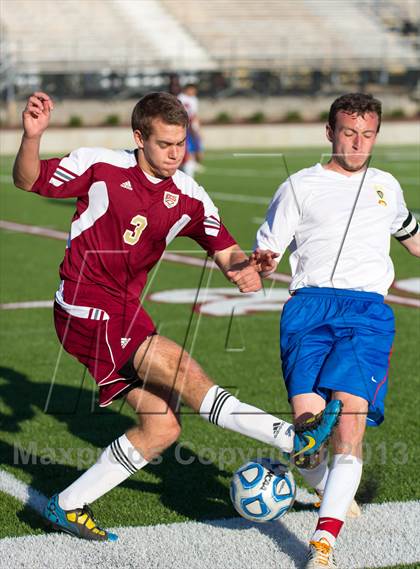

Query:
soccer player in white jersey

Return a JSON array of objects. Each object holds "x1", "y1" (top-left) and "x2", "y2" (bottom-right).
[
  {"x1": 12, "y1": 91, "x2": 341, "y2": 542},
  {"x1": 178, "y1": 83, "x2": 203, "y2": 178},
  {"x1": 253, "y1": 93, "x2": 420, "y2": 568}
]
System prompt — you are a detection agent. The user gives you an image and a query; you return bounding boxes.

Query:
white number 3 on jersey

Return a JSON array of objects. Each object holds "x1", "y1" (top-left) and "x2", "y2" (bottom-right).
[{"x1": 123, "y1": 215, "x2": 148, "y2": 245}]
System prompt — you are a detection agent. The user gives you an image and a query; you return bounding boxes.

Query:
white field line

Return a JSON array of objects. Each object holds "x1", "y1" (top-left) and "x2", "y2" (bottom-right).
[
  {"x1": 0, "y1": 469, "x2": 47, "y2": 513},
  {"x1": 393, "y1": 278, "x2": 420, "y2": 295},
  {"x1": 0, "y1": 469, "x2": 419, "y2": 569},
  {"x1": 210, "y1": 191, "x2": 271, "y2": 204},
  {"x1": 201, "y1": 167, "x2": 282, "y2": 179},
  {"x1": 385, "y1": 293, "x2": 420, "y2": 308},
  {"x1": 0, "y1": 219, "x2": 68, "y2": 240},
  {"x1": 0, "y1": 466, "x2": 312, "y2": 514},
  {"x1": 0, "y1": 220, "x2": 419, "y2": 309},
  {"x1": 0, "y1": 300, "x2": 53, "y2": 310}
]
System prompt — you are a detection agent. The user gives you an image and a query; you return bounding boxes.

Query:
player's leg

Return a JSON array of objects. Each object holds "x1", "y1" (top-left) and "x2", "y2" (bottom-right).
[
  {"x1": 180, "y1": 157, "x2": 197, "y2": 178},
  {"x1": 291, "y1": 393, "x2": 330, "y2": 486},
  {"x1": 124, "y1": 385, "x2": 181, "y2": 459},
  {"x1": 305, "y1": 314, "x2": 389, "y2": 565},
  {"x1": 44, "y1": 385, "x2": 180, "y2": 541},
  {"x1": 292, "y1": 393, "x2": 326, "y2": 421},
  {"x1": 278, "y1": 292, "x2": 342, "y2": 459},
  {"x1": 180, "y1": 134, "x2": 197, "y2": 178},
  {"x1": 311, "y1": 391, "x2": 366, "y2": 535},
  {"x1": 305, "y1": 391, "x2": 366, "y2": 567},
  {"x1": 191, "y1": 132, "x2": 205, "y2": 171},
  {"x1": 307, "y1": 294, "x2": 394, "y2": 561},
  {"x1": 58, "y1": 385, "x2": 181, "y2": 507},
  {"x1": 291, "y1": 391, "x2": 361, "y2": 516},
  {"x1": 132, "y1": 334, "x2": 341, "y2": 457}
]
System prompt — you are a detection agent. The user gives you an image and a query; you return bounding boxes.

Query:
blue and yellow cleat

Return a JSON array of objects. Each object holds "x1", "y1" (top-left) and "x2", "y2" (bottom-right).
[
  {"x1": 292, "y1": 400, "x2": 343, "y2": 467},
  {"x1": 44, "y1": 495, "x2": 118, "y2": 542}
]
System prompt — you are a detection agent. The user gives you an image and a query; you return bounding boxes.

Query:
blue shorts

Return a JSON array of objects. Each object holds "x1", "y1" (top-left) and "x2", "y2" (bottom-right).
[
  {"x1": 186, "y1": 130, "x2": 202, "y2": 153},
  {"x1": 280, "y1": 288, "x2": 395, "y2": 426}
]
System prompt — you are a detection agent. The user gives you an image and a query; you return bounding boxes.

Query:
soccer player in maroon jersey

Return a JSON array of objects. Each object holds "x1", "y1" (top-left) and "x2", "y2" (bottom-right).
[{"x1": 13, "y1": 91, "x2": 342, "y2": 541}]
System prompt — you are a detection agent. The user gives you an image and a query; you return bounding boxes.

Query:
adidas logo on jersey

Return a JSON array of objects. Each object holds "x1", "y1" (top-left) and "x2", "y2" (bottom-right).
[
  {"x1": 120, "y1": 337, "x2": 131, "y2": 348},
  {"x1": 120, "y1": 180, "x2": 133, "y2": 190},
  {"x1": 272, "y1": 421, "x2": 285, "y2": 438}
]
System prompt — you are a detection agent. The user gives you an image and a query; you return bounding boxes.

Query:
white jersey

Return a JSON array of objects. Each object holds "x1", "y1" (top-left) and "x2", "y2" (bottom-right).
[
  {"x1": 255, "y1": 163, "x2": 409, "y2": 296},
  {"x1": 178, "y1": 92, "x2": 199, "y2": 119}
]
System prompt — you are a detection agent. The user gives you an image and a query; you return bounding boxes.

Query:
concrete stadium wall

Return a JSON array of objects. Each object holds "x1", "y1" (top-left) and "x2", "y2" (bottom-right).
[
  {"x1": 2, "y1": 94, "x2": 419, "y2": 127},
  {"x1": 1, "y1": 122, "x2": 419, "y2": 155}
]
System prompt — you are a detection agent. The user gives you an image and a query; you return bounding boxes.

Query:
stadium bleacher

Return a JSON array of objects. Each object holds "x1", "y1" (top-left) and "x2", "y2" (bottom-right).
[
  {"x1": 1, "y1": 0, "x2": 155, "y2": 73},
  {"x1": 371, "y1": 0, "x2": 419, "y2": 31},
  {"x1": 0, "y1": 0, "x2": 213, "y2": 73},
  {"x1": 160, "y1": 0, "x2": 418, "y2": 70},
  {"x1": 1, "y1": 0, "x2": 418, "y2": 72},
  {"x1": 0, "y1": 0, "x2": 418, "y2": 100}
]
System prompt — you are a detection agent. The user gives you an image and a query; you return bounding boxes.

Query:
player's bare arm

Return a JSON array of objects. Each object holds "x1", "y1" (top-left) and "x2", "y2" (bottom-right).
[
  {"x1": 399, "y1": 232, "x2": 420, "y2": 257},
  {"x1": 250, "y1": 247, "x2": 280, "y2": 277},
  {"x1": 213, "y1": 244, "x2": 262, "y2": 293},
  {"x1": 13, "y1": 91, "x2": 54, "y2": 191}
]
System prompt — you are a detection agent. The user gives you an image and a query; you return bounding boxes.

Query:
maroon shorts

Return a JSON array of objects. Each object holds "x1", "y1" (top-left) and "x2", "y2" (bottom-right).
[{"x1": 54, "y1": 281, "x2": 156, "y2": 406}]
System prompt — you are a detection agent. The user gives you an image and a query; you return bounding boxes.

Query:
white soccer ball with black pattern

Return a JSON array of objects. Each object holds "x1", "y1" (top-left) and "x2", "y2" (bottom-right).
[{"x1": 230, "y1": 458, "x2": 296, "y2": 522}]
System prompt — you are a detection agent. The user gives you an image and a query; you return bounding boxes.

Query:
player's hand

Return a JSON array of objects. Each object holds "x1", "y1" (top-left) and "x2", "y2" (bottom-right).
[
  {"x1": 226, "y1": 265, "x2": 262, "y2": 293},
  {"x1": 250, "y1": 248, "x2": 279, "y2": 276},
  {"x1": 22, "y1": 92, "x2": 54, "y2": 139}
]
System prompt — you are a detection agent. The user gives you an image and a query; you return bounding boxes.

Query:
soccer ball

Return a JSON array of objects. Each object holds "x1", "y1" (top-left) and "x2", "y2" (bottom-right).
[{"x1": 230, "y1": 458, "x2": 296, "y2": 522}]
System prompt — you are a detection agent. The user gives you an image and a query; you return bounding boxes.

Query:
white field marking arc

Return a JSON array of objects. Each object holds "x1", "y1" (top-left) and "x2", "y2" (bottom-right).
[
  {"x1": 0, "y1": 469, "x2": 419, "y2": 569},
  {"x1": 148, "y1": 287, "x2": 292, "y2": 317},
  {"x1": 147, "y1": 287, "x2": 420, "y2": 316},
  {"x1": 0, "y1": 220, "x2": 419, "y2": 309},
  {"x1": 3, "y1": 289, "x2": 420, "y2": 313}
]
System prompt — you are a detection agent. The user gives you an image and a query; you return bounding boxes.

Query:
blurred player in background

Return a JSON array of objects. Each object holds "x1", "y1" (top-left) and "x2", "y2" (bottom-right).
[
  {"x1": 13, "y1": 91, "x2": 342, "y2": 543},
  {"x1": 178, "y1": 83, "x2": 204, "y2": 178},
  {"x1": 253, "y1": 93, "x2": 420, "y2": 568}
]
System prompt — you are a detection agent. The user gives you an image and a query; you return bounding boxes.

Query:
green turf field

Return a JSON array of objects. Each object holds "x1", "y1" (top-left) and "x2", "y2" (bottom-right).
[{"x1": 0, "y1": 147, "x2": 419, "y2": 567}]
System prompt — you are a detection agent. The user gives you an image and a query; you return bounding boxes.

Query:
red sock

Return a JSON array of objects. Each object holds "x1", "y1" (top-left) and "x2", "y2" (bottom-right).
[
  {"x1": 312, "y1": 517, "x2": 344, "y2": 546},
  {"x1": 316, "y1": 517, "x2": 343, "y2": 537}
]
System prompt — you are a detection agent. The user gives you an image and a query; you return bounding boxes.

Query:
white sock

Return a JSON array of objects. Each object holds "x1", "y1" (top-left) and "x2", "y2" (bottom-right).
[
  {"x1": 312, "y1": 453, "x2": 363, "y2": 546},
  {"x1": 181, "y1": 159, "x2": 197, "y2": 178},
  {"x1": 199, "y1": 385, "x2": 295, "y2": 452},
  {"x1": 297, "y1": 451, "x2": 329, "y2": 494},
  {"x1": 58, "y1": 434, "x2": 148, "y2": 510},
  {"x1": 319, "y1": 454, "x2": 363, "y2": 520}
]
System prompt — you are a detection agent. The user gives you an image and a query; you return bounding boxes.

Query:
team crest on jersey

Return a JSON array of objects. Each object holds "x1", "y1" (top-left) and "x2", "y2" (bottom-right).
[
  {"x1": 163, "y1": 191, "x2": 179, "y2": 209},
  {"x1": 375, "y1": 185, "x2": 387, "y2": 206}
]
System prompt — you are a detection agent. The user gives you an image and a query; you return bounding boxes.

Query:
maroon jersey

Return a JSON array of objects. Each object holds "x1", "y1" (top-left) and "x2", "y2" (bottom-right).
[{"x1": 31, "y1": 147, "x2": 236, "y2": 300}]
